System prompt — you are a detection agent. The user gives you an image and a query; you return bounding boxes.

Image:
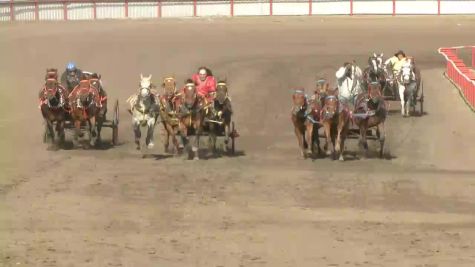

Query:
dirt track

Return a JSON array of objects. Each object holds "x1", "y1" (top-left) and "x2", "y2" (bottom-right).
[{"x1": 1, "y1": 16, "x2": 475, "y2": 266}]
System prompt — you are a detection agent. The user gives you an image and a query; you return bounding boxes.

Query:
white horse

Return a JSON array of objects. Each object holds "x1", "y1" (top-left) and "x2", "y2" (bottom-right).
[
  {"x1": 396, "y1": 59, "x2": 420, "y2": 117},
  {"x1": 126, "y1": 74, "x2": 160, "y2": 150},
  {"x1": 335, "y1": 62, "x2": 364, "y2": 107}
]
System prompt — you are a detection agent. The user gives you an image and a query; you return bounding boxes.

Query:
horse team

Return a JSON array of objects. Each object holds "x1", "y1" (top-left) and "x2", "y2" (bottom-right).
[
  {"x1": 125, "y1": 74, "x2": 234, "y2": 160},
  {"x1": 39, "y1": 52, "x2": 420, "y2": 161},
  {"x1": 291, "y1": 53, "x2": 421, "y2": 161},
  {"x1": 39, "y1": 67, "x2": 234, "y2": 160}
]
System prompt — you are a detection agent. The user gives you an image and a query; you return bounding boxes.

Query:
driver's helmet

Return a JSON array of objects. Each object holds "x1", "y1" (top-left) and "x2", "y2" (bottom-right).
[{"x1": 66, "y1": 62, "x2": 77, "y2": 72}]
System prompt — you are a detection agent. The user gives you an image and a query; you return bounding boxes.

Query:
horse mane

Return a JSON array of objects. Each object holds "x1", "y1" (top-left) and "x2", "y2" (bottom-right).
[{"x1": 185, "y1": 78, "x2": 196, "y2": 85}]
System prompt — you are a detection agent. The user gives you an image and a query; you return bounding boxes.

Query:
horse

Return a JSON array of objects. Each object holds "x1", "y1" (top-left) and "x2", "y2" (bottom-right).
[
  {"x1": 68, "y1": 74, "x2": 102, "y2": 148},
  {"x1": 206, "y1": 79, "x2": 234, "y2": 154},
  {"x1": 353, "y1": 82, "x2": 387, "y2": 158},
  {"x1": 127, "y1": 74, "x2": 160, "y2": 150},
  {"x1": 320, "y1": 88, "x2": 351, "y2": 161},
  {"x1": 177, "y1": 80, "x2": 205, "y2": 160},
  {"x1": 397, "y1": 58, "x2": 421, "y2": 117},
  {"x1": 88, "y1": 73, "x2": 107, "y2": 143},
  {"x1": 335, "y1": 61, "x2": 364, "y2": 109},
  {"x1": 39, "y1": 68, "x2": 68, "y2": 148},
  {"x1": 291, "y1": 85, "x2": 322, "y2": 159},
  {"x1": 159, "y1": 76, "x2": 182, "y2": 154},
  {"x1": 363, "y1": 53, "x2": 386, "y2": 91}
]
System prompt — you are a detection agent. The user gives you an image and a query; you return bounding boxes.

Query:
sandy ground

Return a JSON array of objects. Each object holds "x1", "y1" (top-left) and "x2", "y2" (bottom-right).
[{"x1": 1, "y1": 16, "x2": 475, "y2": 267}]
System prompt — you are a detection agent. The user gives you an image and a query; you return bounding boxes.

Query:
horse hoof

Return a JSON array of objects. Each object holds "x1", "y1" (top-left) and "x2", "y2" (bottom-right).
[
  {"x1": 193, "y1": 157, "x2": 199, "y2": 161},
  {"x1": 147, "y1": 142, "x2": 154, "y2": 149},
  {"x1": 339, "y1": 155, "x2": 345, "y2": 161}
]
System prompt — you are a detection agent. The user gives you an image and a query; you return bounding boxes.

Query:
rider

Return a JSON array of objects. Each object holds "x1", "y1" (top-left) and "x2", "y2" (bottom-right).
[
  {"x1": 191, "y1": 66, "x2": 217, "y2": 103},
  {"x1": 384, "y1": 50, "x2": 407, "y2": 76},
  {"x1": 60, "y1": 62, "x2": 83, "y2": 91},
  {"x1": 335, "y1": 62, "x2": 360, "y2": 109}
]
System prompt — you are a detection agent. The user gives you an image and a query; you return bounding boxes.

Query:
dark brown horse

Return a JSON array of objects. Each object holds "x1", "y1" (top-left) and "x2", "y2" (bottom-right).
[
  {"x1": 291, "y1": 86, "x2": 322, "y2": 159},
  {"x1": 39, "y1": 68, "x2": 68, "y2": 148},
  {"x1": 206, "y1": 80, "x2": 234, "y2": 154},
  {"x1": 353, "y1": 82, "x2": 387, "y2": 158},
  {"x1": 320, "y1": 88, "x2": 351, "y2": 161},
  {"x1": 159, "y1": 76, "x2": 182, "y2": 154},
  {"x1": 177, "y1": 80, "x2": 205, "y2": 160},
  {"x1": 68, "y1": 74, "x2": 101, "y2": 148}
]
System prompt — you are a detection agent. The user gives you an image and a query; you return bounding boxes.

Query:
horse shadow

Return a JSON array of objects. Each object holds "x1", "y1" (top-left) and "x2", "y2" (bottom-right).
[
  {"x1": 198, "y1": 148, "x2": 246, "y2": 160},
  {"x1": 343, "y1": 149, "x2": 397, "y2": 161},
  {"x1": 59, "y1": 140, "x2": 123, "y2": 151}
]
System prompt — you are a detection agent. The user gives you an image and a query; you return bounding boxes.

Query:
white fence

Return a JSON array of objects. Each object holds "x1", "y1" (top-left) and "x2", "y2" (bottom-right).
[{"x1": 2, "y1": 0, "x2": 475, "y2": 22}]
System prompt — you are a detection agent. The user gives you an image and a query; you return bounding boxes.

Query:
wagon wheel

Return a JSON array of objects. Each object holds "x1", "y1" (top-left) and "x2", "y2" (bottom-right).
[
  {"x1": 112, "y1": 99, "x2": 119, "y2": 145},
  {"x1": 230, "y1": 121, "x2": 236, "y2": 155},
  {"x1": 419, "y1": 80, "x2": 424, "y2": 115}
]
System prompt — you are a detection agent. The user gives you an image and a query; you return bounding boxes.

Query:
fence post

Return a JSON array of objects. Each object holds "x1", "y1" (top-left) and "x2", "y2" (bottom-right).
[
  {"x1": 230, "y1": 0, "x2": 234, "y2": 16},
  {"x1": 9, "y1": 0, "x2": 14, "y2": 21},
  {"x1": 472, "y1": 47, "x2": 475, "y2": 68},
  {"x1": 350, "y1": 0, "x2": 353, "y2": 16},
  {"x1": 438, "y1": 0, "x2": 440, "y2": 15},
  {"x1": 63, "y1": 0, "x2": 68, "y2": 20},
  {"x1": 193, "y1": 0, "x2": 197, "y2": 17},
  {"x1": 158, "y1": 0, "x2": 161, "y2": 18},
  {"x1": 392, "y1": 0, "x2": 395, "y2": 16},
  {"x1": 270, "y1": 0, "x2": 273, "y2": 16},
  {"x1": 93, "y1": 1, "x2": 97, "y2": 19},
  {"x1": 125, "y1": 0, "x2": 128, "y2": 18},
  {"x1": 35, "y1": 0, "x2": 39, "y2": 21},
  {"x1": 309, "y1": 0, "x2": 312, "y2": 15}
]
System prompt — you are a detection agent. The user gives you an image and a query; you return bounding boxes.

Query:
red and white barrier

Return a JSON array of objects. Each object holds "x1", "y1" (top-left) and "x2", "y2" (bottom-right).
[
  {"x1": 2, "y1": 0, "x2": 475, "y2": 21},
  {"x1": 439, "y1": 46, "x2": 475, "y2": 111}
]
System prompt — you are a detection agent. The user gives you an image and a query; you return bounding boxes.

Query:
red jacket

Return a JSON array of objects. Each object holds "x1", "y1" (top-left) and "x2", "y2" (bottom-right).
[{"x1": 192, "y1": 74, "x2": 216, "y2": 98}]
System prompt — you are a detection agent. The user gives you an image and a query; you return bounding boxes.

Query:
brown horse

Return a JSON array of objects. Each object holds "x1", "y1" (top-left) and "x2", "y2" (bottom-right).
[
  {"x1": 353, "y1": 82, "x2": 387, "y2": 158},
  {"x1": 177, "y1": 80, "x2": 205, "y2": 160},
  {"x1": 290, "y1": 86, "x2": 322, "y2": 159},
  {"x1": 68, "y1": 74, "x2": 101, "y2": 148},
  {"x1": 159, "y1": 76, "x2": 183, "y2": 154},
  {"x1": 39, "y1": 68, "x2": 68, "y2": 148},
  {"x1": 88, "y1": 73, "x2": 107, "y2": 143},
  {"x1": 320, "y1": 88, "x2": 351, "y2": 161}
]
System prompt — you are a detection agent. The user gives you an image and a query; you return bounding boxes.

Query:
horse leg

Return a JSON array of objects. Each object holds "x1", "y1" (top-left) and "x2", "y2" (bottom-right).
[
  {"x1": 377, "y1": 122, "x2": 386, "y2": 159},
  {"x1": 96, "y1": 114, "x2": 104, "y2": 144},
  {"x1": 57, "y1": 120, "x2": 65, "y2": 147},
  {"x1": 338, "y1": 121, "x2": 349, "y2": 161},
  {"x1": 335, "y1": 120, "x2": 343, "y2": 161},
  {"x1": 163, "y1": 123, "x2": 170, "y2": 153},
  {"x1": 133, "y1": 119, "x2": 141, "y2": 150},
  {"x1": 45, "y1": 119, "x2": 55, "y2": 144},
  {"x1": 207, "y1": 123, "x2": 217, "y2": 156},
  {"x1": 145, "y1": 117, "x2": 155, "y2": 149},
  {"x1": 323, "y1": 122, "x2": 332, "y2": 157},
  {"x1": 359, "y1": 120, "x2": 369, "y2": 158},
  {"x1": 314, "y1": 124, "x2": 322, "y2": 155},
  {"x1": 398, "y1": 84, "x2": 406, "y2": 117},
  {"x1": 294, "y1": 123, "x2": 306, "y2": 158},
  {"x1": 89, "y1": 116, "x2": 97, "y2": 147},
  {"x1": 72, "y1": 120, "x2": 81, "y2": 148},
  {"x1": 192, "y1": 121, "x2": 201, "y2": 160},
  {"x1": 304, "y1": 122, "x2": 313, "y2": 157}
]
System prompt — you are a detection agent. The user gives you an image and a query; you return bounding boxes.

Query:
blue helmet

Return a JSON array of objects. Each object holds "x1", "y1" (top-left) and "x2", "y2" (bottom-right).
[{"x1": 66, "y1": 62, "x2": 76, "y2": 71}]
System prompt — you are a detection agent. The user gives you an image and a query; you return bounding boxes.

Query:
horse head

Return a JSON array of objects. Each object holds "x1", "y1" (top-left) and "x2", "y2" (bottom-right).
[
  {"x1": 139, "y1": 74, "x2": 153, "y2": 98},
  {"x1": 45, "y1": 68, "x2": 58, "y2": 81},
  {"x1": 369, "y1": 53, "x2": 384, "y2": 74},
  {"x1": 183, "y1": 80, "x2": 198, "y2": 108},
  {"x1": 216, "y1": 80, "x2": 228, "y2": 105},
  {"x1": 162, "y1": 76, "x2": 176, "y2": 98},
  {"x1": 322, "y1": 90, "x2": 339, "y2": 120},
  {"x1": 89, "y1": 73, "x2": 102, "y2": 92},
  {"x1": 398, "y1": 59, "x2": 415, "y2": 86}
]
